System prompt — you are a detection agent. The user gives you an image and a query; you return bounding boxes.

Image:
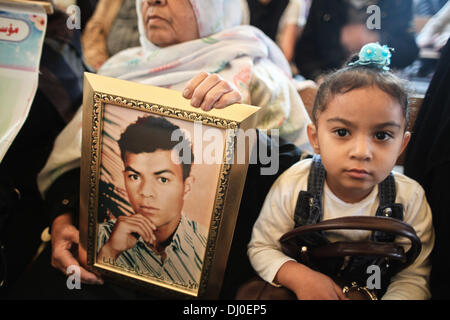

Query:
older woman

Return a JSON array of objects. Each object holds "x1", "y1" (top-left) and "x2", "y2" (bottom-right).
[{"x1": 35, "y1": 0, "x2": 311, "y2": 288}]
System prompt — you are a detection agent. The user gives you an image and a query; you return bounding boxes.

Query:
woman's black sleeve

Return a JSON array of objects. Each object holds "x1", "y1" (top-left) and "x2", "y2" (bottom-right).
[{"x1": 44, "y1": 167, "x2": 81, "y2": 230}]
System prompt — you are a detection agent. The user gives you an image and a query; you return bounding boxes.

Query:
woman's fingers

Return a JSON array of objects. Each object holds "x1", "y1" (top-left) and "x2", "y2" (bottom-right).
[
  {"x1": 51, "y1": 221, "x2": 103, "y2": 285},
  {"x1": 212, "y1": 89, "x2": 242, "y2": 110},
  {"x1": 59, "y1": 252, "x2": 103, "y2": 285},
  {"x1": 183, "y1": 72, "x2": 242, "y2": 111},
  {"x1": 198, "y1": 80, "x2": 233, "y2": 111},
  {"x1": 190, "y1": 73, "x2": 223, "y2": 108},
  {"x1": 182, "y1": 71, "x2": 209, "y2": 99}
]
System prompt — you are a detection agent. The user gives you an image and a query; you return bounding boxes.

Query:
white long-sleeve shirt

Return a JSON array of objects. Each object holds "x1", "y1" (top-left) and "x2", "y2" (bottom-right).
[{"x1": 248, "y1": 158, "x2": 435, "y2": 300}]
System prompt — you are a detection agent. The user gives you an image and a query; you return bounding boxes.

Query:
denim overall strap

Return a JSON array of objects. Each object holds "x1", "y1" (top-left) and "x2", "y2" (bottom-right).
[
  {"x1": 306, "y1": 155, "x2": 327, "y2": 203},
  {"x1": 292, "y1": 155, "x2": 330, "y2": 248},
  {"x1": 293, "y1": 155, "x2": 326, "y2": 228},
  {"x1": 372, "y1": 173, "x2": 404, "y2": 242}
]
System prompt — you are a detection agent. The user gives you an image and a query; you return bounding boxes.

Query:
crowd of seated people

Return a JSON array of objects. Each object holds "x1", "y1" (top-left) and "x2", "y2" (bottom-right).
[{"x1": 0, "y1": 0, "x2": 449, "y2": 300}]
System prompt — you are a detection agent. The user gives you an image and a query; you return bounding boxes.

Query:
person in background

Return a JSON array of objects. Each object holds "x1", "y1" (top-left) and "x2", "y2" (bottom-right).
[
  {"x1": 243, "y1": 0, "x2": 310, "y2": 68},
  {"x1": 81, "y1": 0, "x2": 140, "y2": 71},
  {"x1": 52, "y1": 0, "x2": 98, "y2": 30},
  {"x1": 294, "y1": 0, "x2": 419, "y2": 82}
]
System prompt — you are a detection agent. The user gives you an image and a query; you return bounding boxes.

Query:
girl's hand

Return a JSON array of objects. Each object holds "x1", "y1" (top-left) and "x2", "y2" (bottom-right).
[
  {"x1": 275, "y1": 261, "x2": 348, "y2": 300},
  {"x1": 294, "y1": 267, "x2": 348, "y2": 300}
]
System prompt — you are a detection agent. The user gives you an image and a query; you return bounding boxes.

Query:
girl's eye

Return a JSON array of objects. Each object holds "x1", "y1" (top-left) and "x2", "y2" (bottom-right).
[
  {"x1": 334, "y1": 128, "x2": 350, "y2": 137},
  {"x1": 374, "y1": 132, "x2": 392, "y2": 141}
]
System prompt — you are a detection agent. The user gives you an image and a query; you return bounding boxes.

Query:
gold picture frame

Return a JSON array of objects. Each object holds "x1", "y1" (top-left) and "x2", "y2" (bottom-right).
[{"x1": 79, "y1": 72, "x2": 260, "y2": 299}]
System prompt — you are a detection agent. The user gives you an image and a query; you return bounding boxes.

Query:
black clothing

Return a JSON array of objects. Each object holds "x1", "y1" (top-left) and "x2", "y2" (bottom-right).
[
  {"x1": 294, "y1": 0, "x2": 419, "y2": 80},
  {"x1": 404, "y1": 39, "x2": 450, "y2": 300},
  {"x1": 77, "y1": 0, "x2": 98, "y2": 31},
  {"x1": 247, "y1": 0, "x2": 289, "y2": 41}
]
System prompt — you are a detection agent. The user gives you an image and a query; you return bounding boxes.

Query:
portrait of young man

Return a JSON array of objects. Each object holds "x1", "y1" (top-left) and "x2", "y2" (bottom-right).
[{"x1": 96, "y1": 113, "x2": 209, "y2": 290}]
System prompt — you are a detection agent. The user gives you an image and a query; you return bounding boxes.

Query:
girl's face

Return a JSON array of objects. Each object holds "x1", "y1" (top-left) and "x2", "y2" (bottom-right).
[{"x1": 307, "y1": 86, "x2": 411, "y2": 203}]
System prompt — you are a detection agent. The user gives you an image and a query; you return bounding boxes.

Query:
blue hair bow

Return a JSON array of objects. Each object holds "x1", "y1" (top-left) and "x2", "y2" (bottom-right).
[{"x1": 348, "y1": 42, "x2": 393, "y2": 71}]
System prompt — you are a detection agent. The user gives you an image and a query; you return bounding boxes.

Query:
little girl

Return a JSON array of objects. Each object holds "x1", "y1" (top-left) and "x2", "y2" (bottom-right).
[{"x1": 247, "y1": 43, "x2": 435, "y2": 300}]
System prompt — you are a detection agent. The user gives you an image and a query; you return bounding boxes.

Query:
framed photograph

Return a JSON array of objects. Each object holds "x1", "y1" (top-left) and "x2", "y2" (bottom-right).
[{"x1": 79, "y1": 73, "x2": 260, "y2": 299}]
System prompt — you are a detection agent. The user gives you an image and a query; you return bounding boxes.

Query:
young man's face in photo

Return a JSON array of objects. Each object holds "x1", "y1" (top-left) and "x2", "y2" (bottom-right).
[{"x1": 122, "y1": 149, "x2": 191, "y2": 229}]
